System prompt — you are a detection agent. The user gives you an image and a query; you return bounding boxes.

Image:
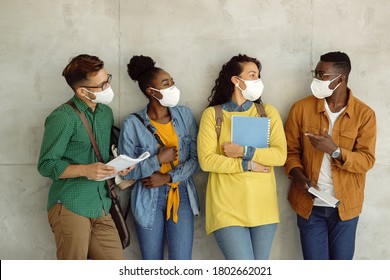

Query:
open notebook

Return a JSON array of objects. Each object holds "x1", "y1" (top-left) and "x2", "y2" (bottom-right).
[
  {"x1": 231, "y1": 116, "x2": 270, "y2": 148},
  {"x1": 96, "y1": 151, "x2": 150, "y2": 181}
]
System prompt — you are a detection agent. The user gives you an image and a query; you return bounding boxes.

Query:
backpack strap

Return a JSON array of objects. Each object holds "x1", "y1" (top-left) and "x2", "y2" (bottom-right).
[
  {"x1": 213, "y1": 105, "x2": 223, "y2": 139},
  {"x1": 254, "y1": 102, "x2": 267, "y2": 117},
  {"x1": 213, "y1": 103, "x2": 266, "y2": 139}
]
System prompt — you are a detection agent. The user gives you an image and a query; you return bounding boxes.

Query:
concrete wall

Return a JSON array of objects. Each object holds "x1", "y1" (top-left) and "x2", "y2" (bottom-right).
[{"x1": 0, "y1": 0, "x2": 388, "y2": 260}]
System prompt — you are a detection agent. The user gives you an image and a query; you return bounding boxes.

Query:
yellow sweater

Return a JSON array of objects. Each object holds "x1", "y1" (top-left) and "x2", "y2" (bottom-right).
[{"x1": 197, "y1": 103, "x2": 287, "y2": 234}]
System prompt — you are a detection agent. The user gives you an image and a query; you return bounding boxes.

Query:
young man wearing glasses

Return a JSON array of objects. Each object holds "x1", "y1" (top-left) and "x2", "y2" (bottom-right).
[
  {"x1": 38, "y1": 54, "x2": 131, "y2": 259},
  {"x1": 284, "y1": 51, "x2": 376, "y2": 259}
]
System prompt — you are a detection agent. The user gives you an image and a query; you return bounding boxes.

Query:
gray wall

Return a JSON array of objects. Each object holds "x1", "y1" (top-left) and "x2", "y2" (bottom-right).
[{"x1": 1, "y1": 0, "x2": 389, "y2": 260}]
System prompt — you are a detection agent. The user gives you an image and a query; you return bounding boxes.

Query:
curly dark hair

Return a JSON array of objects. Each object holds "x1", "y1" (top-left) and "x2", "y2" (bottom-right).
[{"x1": 207, "y1": 54, "x2": 262, "y2": 107}]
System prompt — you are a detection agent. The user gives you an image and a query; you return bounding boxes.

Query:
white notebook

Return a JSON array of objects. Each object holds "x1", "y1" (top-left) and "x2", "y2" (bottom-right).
[
  {"x1": 96, "y1": 151, "x2": 150, "y2": 181},
  {"x1": 308, "y1": 187, "x2": 340, "y2": 208}
]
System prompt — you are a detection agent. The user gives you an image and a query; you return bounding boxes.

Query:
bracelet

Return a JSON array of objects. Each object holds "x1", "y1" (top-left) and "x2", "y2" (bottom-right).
[
  {"x1": 242, "y1": 146, "x2": 247, "y2": 157},
  {"x1": 251, "y1": 161, "x2": 255, "y2": 171}
]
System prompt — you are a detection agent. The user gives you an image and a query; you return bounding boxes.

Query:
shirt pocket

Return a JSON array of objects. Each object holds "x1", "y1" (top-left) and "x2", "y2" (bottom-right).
[
  {"x1": 180, "y1": 135, "x2": 192, "y2": 160},
  {"x1": 338, "y1": 130, "x2": 358, "y2": 150}
]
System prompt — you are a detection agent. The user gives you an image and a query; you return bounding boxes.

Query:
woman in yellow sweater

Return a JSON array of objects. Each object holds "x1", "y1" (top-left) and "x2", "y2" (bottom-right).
[{"x1": 197, "y1": 54, "x2": 287, "y2": 260}]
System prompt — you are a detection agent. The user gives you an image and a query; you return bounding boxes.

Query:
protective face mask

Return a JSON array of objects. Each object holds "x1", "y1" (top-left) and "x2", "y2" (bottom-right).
[
  {"x1": 236, "y1": 78, "x2": 264, "y2": 101},
  {"x1": 83, "y1": 86, "x2": 114, "y2": 105},
  {"x1": 310, "y1": 75, "x2": 341, "y2": 99},
  {"x1": 151, "y1": 85, "x2": 181, "y2": 107}
]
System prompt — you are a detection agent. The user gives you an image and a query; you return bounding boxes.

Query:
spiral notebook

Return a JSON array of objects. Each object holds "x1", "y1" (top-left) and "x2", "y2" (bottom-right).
[{"x1": 231, "y1": 116, "x2": 270, "y2": 148}]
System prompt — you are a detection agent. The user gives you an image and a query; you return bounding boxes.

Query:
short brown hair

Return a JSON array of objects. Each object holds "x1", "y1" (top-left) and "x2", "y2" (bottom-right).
[{"x1": 62, "y1": 54, "x2": 104, "y2": 90}]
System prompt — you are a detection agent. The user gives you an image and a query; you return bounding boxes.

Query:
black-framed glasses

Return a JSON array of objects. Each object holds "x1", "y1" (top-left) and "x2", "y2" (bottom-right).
[
  {"x1": 311, "y1": 70, "x2": 341, "y2": 80},
  {"x1": 81, "y1": 74, "x2": 112, "y2": 91}
]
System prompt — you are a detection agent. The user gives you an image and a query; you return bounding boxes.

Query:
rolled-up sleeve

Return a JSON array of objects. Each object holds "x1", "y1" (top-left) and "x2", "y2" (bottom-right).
[{"x1": 37, "y1": 111, "x2": 73, "y2": 180}]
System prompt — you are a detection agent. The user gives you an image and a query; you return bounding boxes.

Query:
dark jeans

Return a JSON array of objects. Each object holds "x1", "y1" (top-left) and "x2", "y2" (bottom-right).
[{"x1": 297, "y1": 206, "x2": 359, "y2": 260}]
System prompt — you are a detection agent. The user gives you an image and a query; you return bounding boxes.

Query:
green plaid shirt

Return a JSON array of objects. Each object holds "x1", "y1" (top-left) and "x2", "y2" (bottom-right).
[{"x1": 38, "y1": 96, "x2": 113, "y2": 218}]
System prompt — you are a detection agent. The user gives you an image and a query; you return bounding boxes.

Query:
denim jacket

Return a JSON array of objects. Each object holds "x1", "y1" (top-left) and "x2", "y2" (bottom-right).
[{"x1": 118, "y1": 105, "x2": 200, "y2": 230}]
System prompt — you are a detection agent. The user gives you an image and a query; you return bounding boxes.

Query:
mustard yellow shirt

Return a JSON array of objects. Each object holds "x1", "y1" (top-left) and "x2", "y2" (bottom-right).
[
  {"x1": 197, "y1": 103, "x2": 287, "y2": 234},
  {"x1": 150, "y1": 120, "x2": 181, "y2": 222}
]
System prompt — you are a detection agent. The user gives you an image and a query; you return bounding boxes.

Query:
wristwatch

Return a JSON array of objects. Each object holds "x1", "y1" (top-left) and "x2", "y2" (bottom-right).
[{"x1": 331, "y1": 147, "x2": 341, "y2": 159}]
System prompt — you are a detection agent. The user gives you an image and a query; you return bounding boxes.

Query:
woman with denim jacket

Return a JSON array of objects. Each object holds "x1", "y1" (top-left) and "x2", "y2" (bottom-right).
[
  {"x1": 197, "y1": 54, "x2": 287, "y2": 260},
  {"x1": 118, "y1": 55, "x2": 200, "y2": 260}
]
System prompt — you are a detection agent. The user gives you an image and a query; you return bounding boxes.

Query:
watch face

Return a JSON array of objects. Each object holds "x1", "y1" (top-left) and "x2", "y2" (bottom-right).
[{"x1": 331, "y1": 149, "x2": 340, "y2": 158}]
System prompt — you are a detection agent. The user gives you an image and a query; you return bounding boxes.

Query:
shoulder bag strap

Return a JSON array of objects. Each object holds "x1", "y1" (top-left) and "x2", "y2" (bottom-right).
[
  {"x1": 66, "y1": 101, "x2": 103, "y2": 162},
  {"x1": 65, "y1": 101, "x2": 117, "y2": 190},
  {"x1": 132, "y1": 113, "x2": 174, "y2": 169},
  {"x1": 254, "y1": 102, "x2": 267, "y2": 117},
  {"x1": 213, "y1": 105, "x2": 223, "y2": 139},
  {"x1": 132, "y1": 113, "x2": 165, "y2": 147}
]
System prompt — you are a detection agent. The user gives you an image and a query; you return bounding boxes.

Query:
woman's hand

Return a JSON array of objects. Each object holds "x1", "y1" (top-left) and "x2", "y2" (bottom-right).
[
  {"x1": 222, "y1": 142, "x2": 244, "y2": 158},
  {"x1": 157, "y1": 146, "x2": 177, "y2": 164},
  {"x1": 142, "y1": 172, "x2": 172, "y2": 188},
  {"x1": 118, "y1": 165, "x2": 136, "y2": 177},
  {"x1": 250, "y1": 161, "x2": 271, "y2": 173}
]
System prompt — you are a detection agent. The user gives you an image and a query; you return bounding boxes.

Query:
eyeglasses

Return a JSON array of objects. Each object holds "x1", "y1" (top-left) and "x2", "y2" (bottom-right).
[
  {"x1": 311, "y1": 70, "x2": 340, "y2": 80},
  {"x1": 81, "y1": 74, "x2": 112, "y2": 91}
]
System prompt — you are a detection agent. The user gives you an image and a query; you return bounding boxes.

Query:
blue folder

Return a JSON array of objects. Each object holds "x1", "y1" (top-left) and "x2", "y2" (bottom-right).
[{"x1": 231, "y1": 116, "x2": 270, "y2": 148}]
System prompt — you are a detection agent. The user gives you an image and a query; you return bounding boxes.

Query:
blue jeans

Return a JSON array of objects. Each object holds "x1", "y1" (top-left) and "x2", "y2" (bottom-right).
[
  {"x1": 297, "y1": 206, "x2": 359, "y2": 260},
  {"x1": 135, "y1": 185, "x2": 194, "y2": 260},
  {"x1": 213, "y1": 224, "x2": 277, "y2": 260}
]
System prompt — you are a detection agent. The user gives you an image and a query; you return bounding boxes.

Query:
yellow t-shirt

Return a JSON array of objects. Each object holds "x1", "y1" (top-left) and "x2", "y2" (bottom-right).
[
  {"x1": 150, "y1": 119, "x2": 180, "y2": 222},
  {"x1": 197, "y1": 103, "x2": 287, "y2": 234}
]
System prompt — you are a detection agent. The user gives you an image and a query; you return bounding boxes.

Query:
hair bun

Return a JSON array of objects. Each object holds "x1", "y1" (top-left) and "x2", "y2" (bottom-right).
[{"x1": 127, "y1": 55, "x2": 156, "y2": 81}]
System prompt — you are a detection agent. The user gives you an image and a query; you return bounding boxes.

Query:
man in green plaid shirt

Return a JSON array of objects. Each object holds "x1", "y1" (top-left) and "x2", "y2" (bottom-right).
[{"x1": 38, "y1": 54, "x2": 131, "y2": 259}]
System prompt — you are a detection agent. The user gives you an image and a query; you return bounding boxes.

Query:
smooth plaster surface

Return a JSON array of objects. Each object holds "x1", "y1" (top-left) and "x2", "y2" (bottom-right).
[{"x1": 0, "y1": 0, "x2": 389, "y2": 260}]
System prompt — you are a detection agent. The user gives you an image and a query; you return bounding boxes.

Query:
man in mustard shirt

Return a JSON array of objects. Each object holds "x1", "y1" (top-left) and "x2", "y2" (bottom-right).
[{"x1": 285, "y1": 51, "x2": 376, "y2": 260}]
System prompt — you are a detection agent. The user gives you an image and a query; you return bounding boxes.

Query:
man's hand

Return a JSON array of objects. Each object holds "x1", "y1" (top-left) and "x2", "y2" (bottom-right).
[
  {"x1": 85, "y1": 162, "x2": 117, "y2": 181},
  {"x1": 305, "y1": 128, "x2": 337, "y2": 155},
  {"x1": 142, "y1": 172, "x2": 172, "y2": 188},
  {"x1": 222, "y1": 142, "x2": 244, "y2": 158},
  {"x1": 289, "y1": 167, "x2": 319, "y2": 198}
]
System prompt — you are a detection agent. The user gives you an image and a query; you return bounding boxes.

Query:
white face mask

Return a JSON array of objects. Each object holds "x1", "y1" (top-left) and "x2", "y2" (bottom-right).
[
  {"x1": 236, "y1": 78, "x2": 264, "y2": 101},
  {"x1": 310, "y1": 75, "x2": 341, "y2": 99},
  {"x1": 150, "y1": 85, "x2": 180, "y2": 107},
  {"x1": 83, "y1": 86, "x2": 114, "y2": 105}
]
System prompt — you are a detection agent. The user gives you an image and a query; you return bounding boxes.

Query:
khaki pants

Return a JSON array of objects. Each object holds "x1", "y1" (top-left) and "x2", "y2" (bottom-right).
[{"x1": 48, "y1": 203, "x2": 124, "y2": 260}]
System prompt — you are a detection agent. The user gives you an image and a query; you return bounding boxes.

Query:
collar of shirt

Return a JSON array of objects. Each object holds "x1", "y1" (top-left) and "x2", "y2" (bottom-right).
[
  {"x1": 222, "y1": 99, "x2": 253, "y2": 112},
  {"x1": 71, "y1": 95, "x2": 104, "y2": 113},
  {"x1": 137, "y1": 105, "x2": 178, "y2": 127},
  {"x1": 315, "y1": 87, "x2": 355, "y2": 119}
]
